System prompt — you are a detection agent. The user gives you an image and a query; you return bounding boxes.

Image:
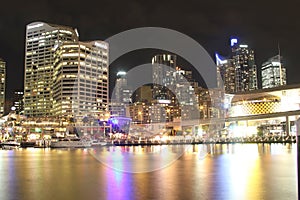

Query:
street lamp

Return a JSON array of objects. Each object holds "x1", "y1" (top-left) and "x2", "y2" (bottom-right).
[{"x1": 103, "y1": 121, "x2": 106, "y2": 137}]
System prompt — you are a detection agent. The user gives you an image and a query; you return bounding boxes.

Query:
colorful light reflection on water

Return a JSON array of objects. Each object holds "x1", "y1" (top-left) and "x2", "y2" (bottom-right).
[{"x1": 0, "y1": 143, "x2": 297, "y2": 200}]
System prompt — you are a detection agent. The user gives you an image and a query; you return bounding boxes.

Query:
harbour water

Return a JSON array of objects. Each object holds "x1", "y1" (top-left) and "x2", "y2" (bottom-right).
[{"x1": 0, "y1": 143, "x2": 297, "y2": 200}]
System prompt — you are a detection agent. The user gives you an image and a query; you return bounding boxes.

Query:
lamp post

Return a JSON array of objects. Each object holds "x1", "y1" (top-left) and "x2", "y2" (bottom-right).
[{"x1": 103, "y1": 121, "x2": 106, "y2": 137}]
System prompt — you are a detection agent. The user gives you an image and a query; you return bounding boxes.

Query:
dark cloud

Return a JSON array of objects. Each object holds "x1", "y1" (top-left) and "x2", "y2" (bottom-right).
[{"x1": 0, "y1": 0, "x2": 299, "y2": 99}]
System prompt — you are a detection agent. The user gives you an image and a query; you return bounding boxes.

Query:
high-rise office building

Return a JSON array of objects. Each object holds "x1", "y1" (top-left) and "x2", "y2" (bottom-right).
[
  {"x1": 127, "y1": 53, "x2": 200, "y2": 124},
  {"x1": 114, "y1": 71, "x2": 132, "y2": 104},
  {"x1": 0, "y1": 58, "x2": 5, "y2": 116},
  {"x1": 110, "y1": 71, "x2": 132, "y2": 117},
  {"x1": 52, "y1": 41, "x2": 109, "y2": 118},
  {"x1": 173, "y1": 67, "x2": 196, "y2": 106},
  {"x1": 216, "y1": 38, "x2": 258, "y2": 93},
  {"x1": 24, "y1": 22, "x2": 79, "y2": 117},
  {"x1": 152, "y1": 54, "x2": 177, "y2": 100},
  {"x1": 24, "y1": 22, "x2": 109, "y2": 119},
  {"x1": 216, "y1": 54, "x2": 235, "y2": 93},
  {"x1": 132, "y1": 85, "x2": 153, "y2": 103},
  {"x1": 13, "y1": 91, "x2": 24, "y2": 114},
  {"x1": 261, "y1": 55, "x2": 286, "y2": 89},
  {"x1": 231, "y1": 38, "x2": 258, "y2": 92}
]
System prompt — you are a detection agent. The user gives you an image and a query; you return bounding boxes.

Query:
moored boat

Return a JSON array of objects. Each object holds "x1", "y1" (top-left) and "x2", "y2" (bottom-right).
[
  {"x1": 1, "y1": 139, "x2": 21, "y2": 150},
  {"x1": 50, "y1": 137, "x2": 92, "y2": 148}
]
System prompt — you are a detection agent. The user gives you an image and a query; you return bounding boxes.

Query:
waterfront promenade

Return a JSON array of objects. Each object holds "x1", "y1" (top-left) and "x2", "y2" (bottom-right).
[
  {"x1": 1, "y1": 134, "x2": 297, "y2": 149},
  {"x1": 112, "y1": 135, "x2": 297, "y2": 146}
]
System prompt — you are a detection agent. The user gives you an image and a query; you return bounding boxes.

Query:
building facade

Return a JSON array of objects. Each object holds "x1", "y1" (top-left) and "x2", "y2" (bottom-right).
[
  {"x1": 216, "y1": 38, "x2": 258, "y2": 93},
  {"x1": 24, "y1": 22, "x2": 109, "y2": 121},
  {"x1": 110, "y1": 71, "x2": 132, "y2": 118},
  {"x1": 261, "y1": 55, "x2": 286, "y2": 89},
  {"x1": 24, "y1": 22, "x2": 79, "y2": 117},
  {"x1": 132, "y1": 85, "x2": 153, "y2": 103},
  {"x1": 52, "y1": 41, "x2": 109, "y2": 119},
  {"x1": 13, "y1": 91, "x2": 24, "y2": 114},
  {"x1": 114, "y1": 71, "x2": 132, "y2": 104},
  {"x1": 0, "y1": 58, "x2": 5, "y2": 116},
  {"x1": 152, "y1": 54, "x2": 177, "y2": 100},
  {"x1": 216, "y1": 54, "x2": 236, "y2": 94},
  {"x1": 231, "y1": 40, "x2": 258, "y2": 92}
]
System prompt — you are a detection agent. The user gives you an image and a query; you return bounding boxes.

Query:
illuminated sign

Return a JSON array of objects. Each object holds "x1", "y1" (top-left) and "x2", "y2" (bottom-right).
[
  {"x1": 230, "y1": 38, "x2": 238, "y2": 47},
  {"x1": 94, "y1": 42, "x2": 108, "y2": 49},
  {"x1": 117, "y1": 71, "x2": 126, "y2": 76},
  {"x1": 27, "y1": 23, "x2": 44, "y2": 29},
  {"x1": 272, "y1": 62, "x2": 281, "y2": 66},
  {"x1": 215, "y1": 53, "x2": 228, "y2": 65},
  {"x1": 239, "y1": 44, "x2": 248, "y2": 48},
  {"x1": 157, "y1": 99, "x2": 171, "y2": 104}
]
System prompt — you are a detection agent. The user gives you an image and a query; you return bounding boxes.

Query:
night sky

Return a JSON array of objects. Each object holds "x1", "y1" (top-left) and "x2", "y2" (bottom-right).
[{"x1": 0, "y1": 0, "x2": 299, "y2": 101}]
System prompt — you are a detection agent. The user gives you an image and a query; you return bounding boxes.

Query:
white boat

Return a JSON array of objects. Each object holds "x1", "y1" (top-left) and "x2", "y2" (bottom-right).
[
  {"x1": 1, "y1": 139, "x2": 20, "y2": 150},
  {"x1": 50, "y1": 138, "x2": 92, "y2": 148},
  {"x1": 91, "y1": 139, "x2": 107, "y2": 146}
]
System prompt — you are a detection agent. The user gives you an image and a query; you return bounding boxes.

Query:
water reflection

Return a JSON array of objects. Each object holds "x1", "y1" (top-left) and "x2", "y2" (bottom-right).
[
  {"x1": 90, "y1": 145, "x2": 192, "y2": 173},
  {"x1": 0, "y1": 144, "x2": 297, "y2": 200}
]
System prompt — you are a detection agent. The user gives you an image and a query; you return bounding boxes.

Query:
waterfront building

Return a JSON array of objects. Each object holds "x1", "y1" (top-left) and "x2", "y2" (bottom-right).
[
  {"x1": 24, "y1": 22, "x2": 79, "y2": 117},
  {"x1": 225, "y1": 84, "x2": 300, "y2": 136},
  {"x1": 261, "y1": 55, "x2": 286, "y2": 89},
  {"x1": 52, "y1": 41, "x2": 109, "y2": 119},
  {"x1": 24, "y1": 22, "x2": 109, "y2": 122},
  {"x1": 0, "y1": 58, "x2": 5, "y2": 116}
]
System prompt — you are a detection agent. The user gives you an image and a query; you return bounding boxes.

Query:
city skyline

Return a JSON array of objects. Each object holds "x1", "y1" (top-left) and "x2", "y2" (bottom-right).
[
  {"x1": 0, "y1": 0, "x2": 299, "y2": 101},
  {"x1": 0, "y1": 22, "x2": 295, "y2": 99},
  {"x1": 0, "y1": 2, "x2": 298, "y2": 199}
]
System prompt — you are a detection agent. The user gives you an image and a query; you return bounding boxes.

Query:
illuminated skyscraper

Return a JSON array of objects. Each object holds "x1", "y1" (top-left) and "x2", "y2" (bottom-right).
[
  {"x1": 24, "y1": 22, "x2": 109, "y2": 119},
  {"x1": 261, "y1": 55, "x2": 286, "y2": 89},
  {"x1": 52, "y1": 41, "x2": 109, "y2": 118},
  {"x1": 216, "y1": 38, "x2": 258, "y2": 93},
  {"x1": 110, "y1": 71, "x2": 132, "y2": 117},
  {"x1": 231, "y1": 39, "x2": 258, "y2": 92},
  {"x1": 216, "y1": 54, "x2": 235, "y2": 94},
  {"x1": 0, "y1": 58, "x2": 5, "y2": 116},
  {"x1": 24, "y1": 22, "x2": 78, "y2": 117},
  {"x1": 114, "y1": 71, "x2": 132, "y2": 104},
  {"x1": 13, "y1": 91, "x2": 24, "y2": 114},
  {"x1": 173, "y1": 67, "x2": 196, "y2": 106},
  {"x1": 152, "y1": 54, "x2": 177, "y2": 100}
]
